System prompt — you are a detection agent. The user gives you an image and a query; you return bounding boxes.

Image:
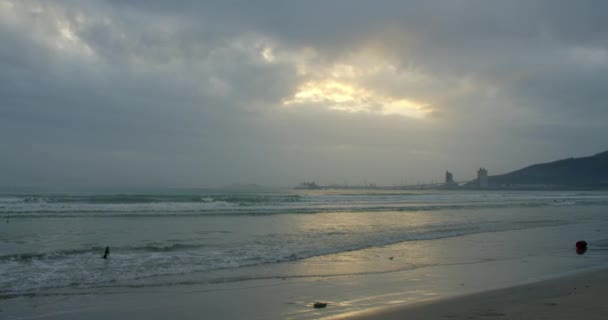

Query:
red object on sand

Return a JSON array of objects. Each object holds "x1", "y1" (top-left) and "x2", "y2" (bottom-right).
[{"x1": 576, "y1": 240, "x2": 587, "y2": 250}]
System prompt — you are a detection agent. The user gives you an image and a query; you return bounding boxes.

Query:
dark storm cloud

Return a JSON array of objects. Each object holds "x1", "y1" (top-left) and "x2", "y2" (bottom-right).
[{"x1": 1, "y1": 0, "x2": 607, "y2": 188}]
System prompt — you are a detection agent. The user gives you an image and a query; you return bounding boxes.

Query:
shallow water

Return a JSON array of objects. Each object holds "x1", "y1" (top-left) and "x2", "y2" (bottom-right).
[{"x1": 2, "y1": 189, "x2": 608, "y2": 297}]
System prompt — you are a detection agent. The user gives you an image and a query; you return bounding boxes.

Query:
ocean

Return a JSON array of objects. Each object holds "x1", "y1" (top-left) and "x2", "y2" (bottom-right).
[{"x1": 2, "y1": 189, "x2": 608, "y2": 304}]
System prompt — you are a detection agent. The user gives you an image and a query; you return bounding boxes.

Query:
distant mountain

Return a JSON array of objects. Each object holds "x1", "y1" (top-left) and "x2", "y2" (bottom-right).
[{"x1": 473, "y1": 151, "x2": 608, "y2": 188}]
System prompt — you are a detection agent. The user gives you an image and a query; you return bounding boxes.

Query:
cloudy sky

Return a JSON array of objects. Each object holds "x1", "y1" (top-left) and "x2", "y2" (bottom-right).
[{"x1": 1, "y1": 0, "x2": 607, "y2": 189}]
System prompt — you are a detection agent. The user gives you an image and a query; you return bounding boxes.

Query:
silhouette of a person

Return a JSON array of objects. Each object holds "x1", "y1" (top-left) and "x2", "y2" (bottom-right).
[{"x1": 102, "y1": 246, "x2": 110, "y2": 259}]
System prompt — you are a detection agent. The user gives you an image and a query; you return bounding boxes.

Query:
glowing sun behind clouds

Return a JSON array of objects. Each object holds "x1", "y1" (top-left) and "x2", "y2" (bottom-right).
[
  {"x1": 281, "y1": 55, "x2": 432, "y2": 119},
  {"x1": 283, "y1": 79, "x2": 430, "y2": 118}
]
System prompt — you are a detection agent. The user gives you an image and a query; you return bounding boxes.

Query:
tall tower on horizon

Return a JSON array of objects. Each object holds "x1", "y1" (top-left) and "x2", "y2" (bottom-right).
[
  {"x1": 477, "y1": 168, "x2": 488, "y2": 188},
  {"x1": 445, "y1": 171, "x2": 455, "y2": 186}
]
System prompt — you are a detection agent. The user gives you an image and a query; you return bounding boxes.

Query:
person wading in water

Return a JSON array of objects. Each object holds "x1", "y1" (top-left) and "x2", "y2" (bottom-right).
[{"x1": 102, "y1": 247, "x2": 110, "y2": 259}]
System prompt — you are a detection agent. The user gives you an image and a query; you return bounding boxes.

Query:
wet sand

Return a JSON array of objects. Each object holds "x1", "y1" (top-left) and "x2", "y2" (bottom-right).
[
  {"x1": 3, "y1": 263, "x2": 606, "y2": 320},
  {"x1": 334, "y1": 266, "x2": 608, "y2": 320}
]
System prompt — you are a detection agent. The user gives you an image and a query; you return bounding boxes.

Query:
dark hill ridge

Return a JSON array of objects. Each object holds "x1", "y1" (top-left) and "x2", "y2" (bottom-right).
[{"x1": 481, "y1": 151, "x2": 608, "y2": 188}]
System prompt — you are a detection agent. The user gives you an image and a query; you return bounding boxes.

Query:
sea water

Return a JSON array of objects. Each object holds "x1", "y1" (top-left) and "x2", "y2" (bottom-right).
[{"x1": 2, "y1": 189, "x2": 608, "y2": 298}]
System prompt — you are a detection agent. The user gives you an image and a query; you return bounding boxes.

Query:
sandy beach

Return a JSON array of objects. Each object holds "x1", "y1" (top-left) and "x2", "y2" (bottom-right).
[{"x1": 337, "y1": 266, "x2": 608, "y2": 320}]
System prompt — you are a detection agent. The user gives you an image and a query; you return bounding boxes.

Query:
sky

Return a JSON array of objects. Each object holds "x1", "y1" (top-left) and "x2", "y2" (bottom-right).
[{"x1": 1, "y1": 0, "x2": 607, "y2": 189}]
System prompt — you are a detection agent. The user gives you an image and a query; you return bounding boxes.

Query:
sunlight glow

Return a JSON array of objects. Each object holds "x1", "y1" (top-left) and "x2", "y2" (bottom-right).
[
  {"x1": 54, "y1": 21, "x2": 95, "y2": 56},
  {"x1": 261, "y1": 47, "x2": 276, "y2": 63},
  {"x1": 280, "y1": 48, "x2": 433, "y2": 119},
  {"x1": 59, "y1": 25, "x2": 76, "y2": 42},
  {"x1": 283, "y1": 79, "x2": 430, "y2": 119}
]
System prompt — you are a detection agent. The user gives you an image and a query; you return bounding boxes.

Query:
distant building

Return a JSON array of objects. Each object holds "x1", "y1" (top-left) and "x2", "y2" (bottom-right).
[
  {"x1": 295, "y1": 181, "x2": 321, "y2": 189},
  {"x1": 445, "y1": 171, "x2": 455, "y2": 186},
  {"x1": 477, "y1": 168, "x2": 488, "y2": 188}
]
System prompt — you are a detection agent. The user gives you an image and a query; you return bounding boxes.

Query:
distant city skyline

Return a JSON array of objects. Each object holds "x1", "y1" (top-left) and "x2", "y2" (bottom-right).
[{"x1": 1, "y1": 1, "x2": 607, "y2": 189}]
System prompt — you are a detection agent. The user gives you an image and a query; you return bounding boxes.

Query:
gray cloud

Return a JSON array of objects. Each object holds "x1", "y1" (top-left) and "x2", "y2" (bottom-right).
[{"x1": 1, "y1": 0, "x2": 607, "y2": 189}]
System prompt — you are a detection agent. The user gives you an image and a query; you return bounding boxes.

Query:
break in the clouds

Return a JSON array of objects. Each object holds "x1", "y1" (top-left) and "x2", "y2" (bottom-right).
[{"x1": 1, "y1": 0, "x2": 607, "y2": 188}]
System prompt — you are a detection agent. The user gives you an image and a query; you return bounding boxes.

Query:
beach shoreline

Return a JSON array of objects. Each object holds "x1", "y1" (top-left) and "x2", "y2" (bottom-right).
[
  {"x1": 3, "y1": 232, "x2": 607, "y2": 320},
  {"x1": 3, "y1": 262, "x2": 607, "y2": 320}
]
